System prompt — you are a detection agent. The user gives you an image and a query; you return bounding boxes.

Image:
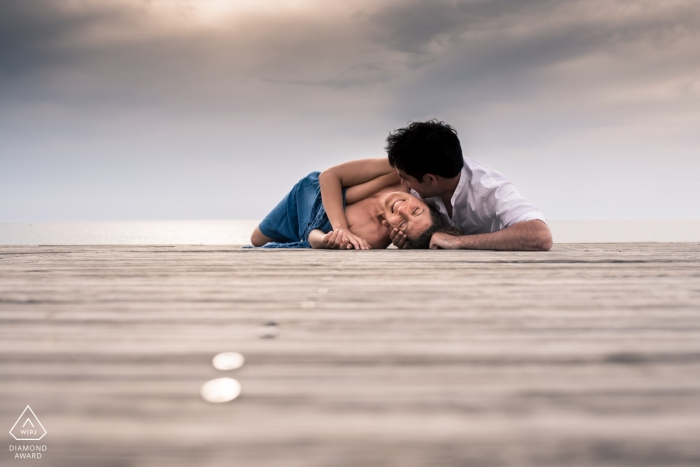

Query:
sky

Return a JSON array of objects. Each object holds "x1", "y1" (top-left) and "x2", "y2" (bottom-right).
[{"x1": 1, "y1": 0, "x2": 699, "y2": 221}]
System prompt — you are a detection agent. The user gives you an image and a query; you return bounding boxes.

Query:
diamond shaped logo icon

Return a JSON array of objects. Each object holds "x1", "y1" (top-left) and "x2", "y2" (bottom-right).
[{"x1": 9, "y1": 406, "x2": 47, "y2": 441}]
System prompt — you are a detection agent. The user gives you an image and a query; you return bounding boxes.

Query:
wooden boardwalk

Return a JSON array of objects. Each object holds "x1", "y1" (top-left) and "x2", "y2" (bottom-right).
[{"x1": 1, "y1": 244, "x2": 700, "y2": 466}]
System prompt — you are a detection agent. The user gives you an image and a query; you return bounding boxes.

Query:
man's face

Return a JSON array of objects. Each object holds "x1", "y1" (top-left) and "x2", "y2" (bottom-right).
[{"x1": 396, "y1": 169, "x2": 440, "y2": 198}]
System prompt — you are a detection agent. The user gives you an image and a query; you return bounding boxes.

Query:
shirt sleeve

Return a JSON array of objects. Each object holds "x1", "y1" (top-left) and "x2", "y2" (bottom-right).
[{"x1": 486, "y1": 181, "x2": 547, "y2": 228}]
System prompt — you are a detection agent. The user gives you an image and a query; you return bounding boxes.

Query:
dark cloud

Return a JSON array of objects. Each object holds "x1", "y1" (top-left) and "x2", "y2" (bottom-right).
[
  {"x1": 0, "y1": 2, "x2": 132, "y2": 82},
  {"x1": 365, "y1": 0, "x2": 554, "y2": 54},
  {"x1": 3, "y1": 0, "x2": 698, "y2": 107}
]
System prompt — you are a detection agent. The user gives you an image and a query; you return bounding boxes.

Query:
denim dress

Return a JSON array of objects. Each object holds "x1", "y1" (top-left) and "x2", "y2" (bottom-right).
[{"x1": 256, "y1": 172, "x2": 345, "y2": 248}]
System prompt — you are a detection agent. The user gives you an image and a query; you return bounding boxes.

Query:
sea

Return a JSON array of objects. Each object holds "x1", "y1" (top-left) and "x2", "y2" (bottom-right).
[{"x1": 0, "y1": 220, "x2": 699, "y2": 245}]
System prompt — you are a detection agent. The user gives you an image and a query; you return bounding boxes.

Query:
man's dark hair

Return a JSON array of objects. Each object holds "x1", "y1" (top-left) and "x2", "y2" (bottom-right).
[
  {"x1": 408, "y1": 199, "x2": 462, "y2": 249},
  {"x1": 386, "y1": 119, "x2": 464, "y2": 182}
]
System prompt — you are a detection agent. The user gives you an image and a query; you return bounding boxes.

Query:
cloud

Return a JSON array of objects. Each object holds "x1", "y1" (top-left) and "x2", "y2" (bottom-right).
[
  {"x1": 3, "y1": 0, "x2": 698, "y2": 111},
  {"x1": 1, "y1": 0, "x2": 699, "y2": 220}
]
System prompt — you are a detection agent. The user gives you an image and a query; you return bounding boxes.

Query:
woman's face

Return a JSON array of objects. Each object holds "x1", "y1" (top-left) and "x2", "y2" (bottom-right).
[{"x1": 382, "y1": 192, "x2": 434, "y2": 240}]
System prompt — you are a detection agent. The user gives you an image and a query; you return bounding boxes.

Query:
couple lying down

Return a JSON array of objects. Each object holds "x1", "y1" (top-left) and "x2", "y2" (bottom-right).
[
  {"x1": 250, "y1": 161, "x2": 459, "y2": 249},
  {"x1": 251, "y1": 120, "x2": 552, "y2": 251}
]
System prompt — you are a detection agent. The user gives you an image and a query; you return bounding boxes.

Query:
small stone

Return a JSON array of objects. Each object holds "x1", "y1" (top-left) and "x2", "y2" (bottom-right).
[
  {"x1": 201, "y1": 378, "x2": 241, "y2": 403},
  {"x1": 301, "y1": 301, "x2": 316, "y2": 309},
  {"x1": 212, "y1": 352, "x2": 245, "y2": 371}
]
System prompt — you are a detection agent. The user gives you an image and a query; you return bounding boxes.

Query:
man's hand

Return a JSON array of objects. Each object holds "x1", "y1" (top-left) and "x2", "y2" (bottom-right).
[
  {"x1": 382, "y1": 220, "x2": 410, "y2": 249},
  {"x1": 321, "y1": 229, "x2": 371, "y2": 250},
  {"x1": 429, "y1": 232, "x2": 462, "y2": 249},
  {"x1": 429, "y1": 220, "x2": 552, "y2": 251}
]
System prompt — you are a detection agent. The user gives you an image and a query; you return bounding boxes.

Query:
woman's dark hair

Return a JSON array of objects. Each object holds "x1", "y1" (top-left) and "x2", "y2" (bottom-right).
[
  {"x1": 407, "y1": 199, "x2": 462, "y2": 249},
  {"x1": 386, "y1": 119, "x2": 464, "y2": 182}
]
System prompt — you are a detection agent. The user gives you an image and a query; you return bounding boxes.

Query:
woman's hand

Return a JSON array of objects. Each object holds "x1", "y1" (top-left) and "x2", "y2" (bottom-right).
[
  {"x1": 321, "y1": 229, "x2": 347, "y2": 249},
  {"x1": 321, "y1": 229, "x2": 372, "y2": 250},
  {"x1": 381, "y1": 220, "x2": 410, "y2": 249},
  {"x1": 342, "y1": 230, "x2": 372, "y2": 250}
]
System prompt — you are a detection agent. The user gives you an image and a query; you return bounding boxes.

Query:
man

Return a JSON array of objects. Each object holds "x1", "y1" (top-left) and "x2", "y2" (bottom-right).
[{"x1": 382, "y1": 120, "x2": 552, "y2": 251}]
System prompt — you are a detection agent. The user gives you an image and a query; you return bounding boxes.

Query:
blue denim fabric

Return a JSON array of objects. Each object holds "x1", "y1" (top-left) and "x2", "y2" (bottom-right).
[{"x1": 255, "y1": 172, "x2": 344, "y2": 249}]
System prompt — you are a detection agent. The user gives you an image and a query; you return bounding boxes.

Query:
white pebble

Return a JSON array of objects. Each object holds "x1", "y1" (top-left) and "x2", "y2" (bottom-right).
[
  {"x1": 201, "y1": 378, "x2": 241, "y2": 403},
  {"x1": 212, "y1": 352, "x2": 245, "y2": 371}
]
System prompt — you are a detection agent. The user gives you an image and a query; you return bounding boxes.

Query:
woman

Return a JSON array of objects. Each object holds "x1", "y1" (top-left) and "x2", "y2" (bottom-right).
[{"x1": 250, "y1": 159, "x2": 460, "y2": 249}]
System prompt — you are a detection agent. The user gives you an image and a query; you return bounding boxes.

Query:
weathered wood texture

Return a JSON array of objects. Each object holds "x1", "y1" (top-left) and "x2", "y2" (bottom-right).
[{"x1": 1, "y1": 244, "x2": 700, "y2": 467}]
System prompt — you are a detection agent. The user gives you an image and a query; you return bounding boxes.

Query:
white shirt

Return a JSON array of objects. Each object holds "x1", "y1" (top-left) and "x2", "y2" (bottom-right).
[{"x1": 413, "y1": 157, "x2": 547, "y2": 235}]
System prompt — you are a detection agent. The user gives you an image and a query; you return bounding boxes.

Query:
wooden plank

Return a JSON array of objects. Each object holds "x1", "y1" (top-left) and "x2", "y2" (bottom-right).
[{"x1": 1, "y1": 244, "x2": 700, "y2": 466}]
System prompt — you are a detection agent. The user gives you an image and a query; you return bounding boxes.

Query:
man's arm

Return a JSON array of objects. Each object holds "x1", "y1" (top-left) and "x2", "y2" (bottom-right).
[{"x1": 430, "y1": 220, "x2": 552, "y2": 251}]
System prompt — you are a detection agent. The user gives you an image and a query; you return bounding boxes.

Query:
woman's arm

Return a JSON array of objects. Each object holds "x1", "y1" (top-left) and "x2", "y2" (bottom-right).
[{"x1": 318, "y1": 158, "x2": 399, "y2": 231}]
